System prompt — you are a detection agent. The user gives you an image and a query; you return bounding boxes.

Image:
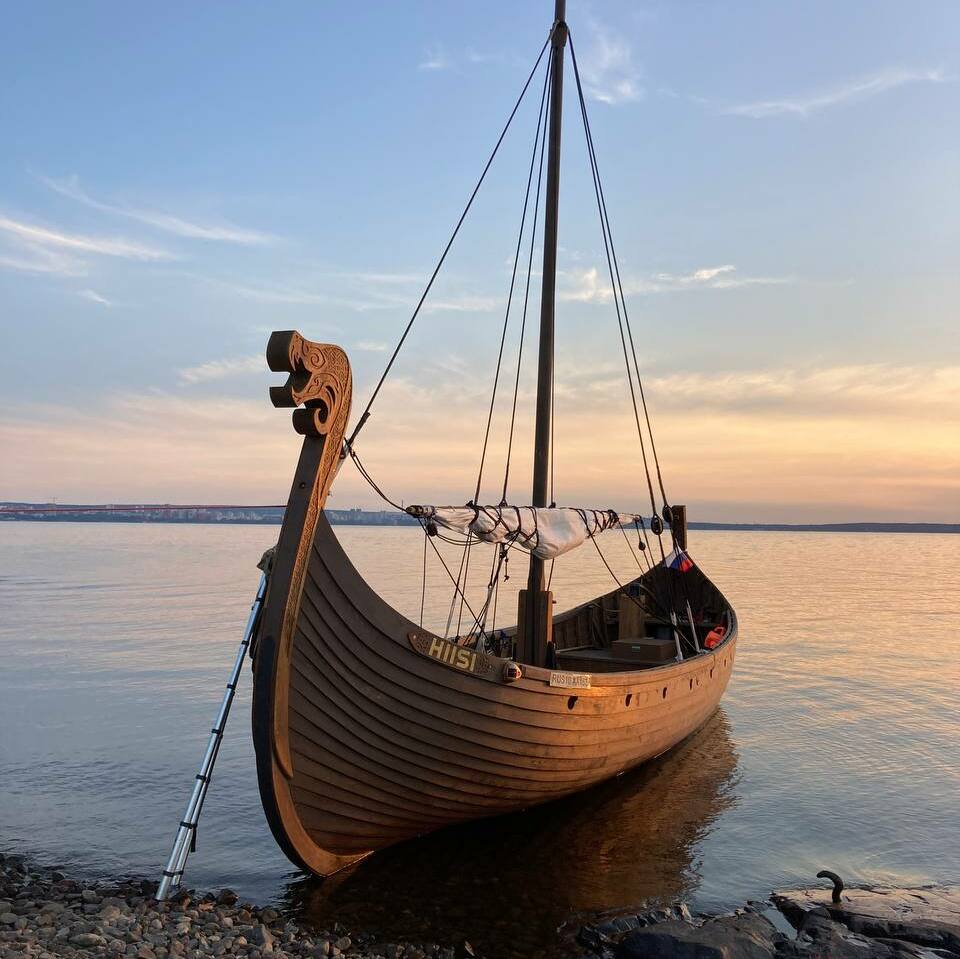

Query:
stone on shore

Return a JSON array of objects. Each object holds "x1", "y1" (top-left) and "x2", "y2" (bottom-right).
[
  {"x1": 579, "y1": 886, "x2": 960, "y2": 959},
  {"x1": 773, "y1": 885, "x2": 960, "y2": 955},
  {"x1": 4, "y1": 850, "x2": 959, "y2": 959},
  {"x1": 617, "y1": 912, "x2": 782, "y2": 958},
  {"x1": 0, "y1": 851, "x2": 460, "y2": 959}
]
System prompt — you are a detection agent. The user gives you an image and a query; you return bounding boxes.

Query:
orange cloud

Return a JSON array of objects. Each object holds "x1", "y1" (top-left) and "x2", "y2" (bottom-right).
[{"x1": 1, "y1": 362, "x2": 957, "y2": 522}]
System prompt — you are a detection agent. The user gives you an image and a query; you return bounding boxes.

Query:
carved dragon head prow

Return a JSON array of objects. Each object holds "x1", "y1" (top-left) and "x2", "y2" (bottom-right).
[{"x1": 266, "y1": 330, "x2": 353, "y2": 506}]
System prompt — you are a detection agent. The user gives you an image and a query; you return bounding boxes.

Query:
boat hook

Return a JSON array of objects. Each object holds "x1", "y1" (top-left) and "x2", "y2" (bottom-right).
[{"x1": 155, "y1": 572, "x2": 268, "y2": 900}]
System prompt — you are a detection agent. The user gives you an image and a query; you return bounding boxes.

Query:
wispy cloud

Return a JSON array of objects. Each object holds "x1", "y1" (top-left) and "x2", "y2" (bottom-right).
[
  {"x1": 78, "y1": 288, "x2": 111, "y2": 306},
  {"x1": 418, "y1": 44, "x2": 450, "y2": 71},
  {"x1": 559, "y1": 264, "x2": 792, "y2": 302},
  {"x1": 643, "y1": 363, "x2": 960, "y2": 417},
  {"x1": 578, "y1": 22, "x2": 643, "y2": 105},
  {"x1": 423, "y1": 294, "x2": 500, "y2": 313},
  {"x1": 37, "y1": 174, "x2": 275, "y2": 245},
  {"x1": 0, "y1": 213, "x2": 173, "y2": 261},
  {"x1": 355, "y1": 341, "x2": 388, "y2": 352},
  {"x1": 38, "y1": 176, "x2": 275, "y2": 246},
  {"x1": 724, "y1": 67, "x2": 950, "y2": 118},
  {"x1": 656, "y1": 86, "x2": 710, "y2": 107},
  {"x1": 0, "y1": 244, "x2": 86, "y2": 277},
  {"x1": 222, "y1": 275, "x2": 497, "y2": 314},
  {"x1": 220, "y1": 270, "x2": 423, "y2": 309},
  {"x1": 325, "y1": 270, "x2": 423, "y2": 285},
  {"x1": 230, "y1": 282, "x2": 333, "y2": 306},
  {"x1": 179, "y1": 355, "x2": 264, "y2": 384},
  {"x1": 651, "y1": 265, "x2": 791, "y2": 291},
  {"x1": 465, "y1": 48, "x2": 504, "y2": 66}
]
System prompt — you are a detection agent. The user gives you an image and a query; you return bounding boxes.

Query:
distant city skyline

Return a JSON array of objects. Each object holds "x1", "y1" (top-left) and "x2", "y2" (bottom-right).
[{"x1": 1, "y1": 1, "x2": 957, "y2": 523}]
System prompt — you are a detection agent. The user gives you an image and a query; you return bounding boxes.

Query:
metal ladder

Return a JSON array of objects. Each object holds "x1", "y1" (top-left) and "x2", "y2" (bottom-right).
[{"x1": 156, "y1": 572, "x2": 268, "y2": 901}]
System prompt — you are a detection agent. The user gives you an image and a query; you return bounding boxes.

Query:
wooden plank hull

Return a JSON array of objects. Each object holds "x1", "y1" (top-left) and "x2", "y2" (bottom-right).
[
  {"x1": 253, "y1": 511, "x2": 737, "y2": 875},
  {"x1": 252, "y1": 332, "x2": 738, "y2": 877}
]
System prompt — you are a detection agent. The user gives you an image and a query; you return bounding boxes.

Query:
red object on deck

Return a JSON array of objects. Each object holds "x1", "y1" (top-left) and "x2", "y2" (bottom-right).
[{"x1": 704, "y1": 625, "x2": 727, "y2": 649}]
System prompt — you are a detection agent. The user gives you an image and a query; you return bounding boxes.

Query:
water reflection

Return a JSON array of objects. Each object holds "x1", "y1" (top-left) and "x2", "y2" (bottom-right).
[{"x1": 284, "y1": 711, "x2": 739, "y2": 959}]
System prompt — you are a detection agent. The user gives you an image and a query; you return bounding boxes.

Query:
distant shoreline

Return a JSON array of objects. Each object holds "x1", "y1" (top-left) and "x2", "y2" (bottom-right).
[{"x1": 0, "y1": 504, "x2": 956, "y2": 533}]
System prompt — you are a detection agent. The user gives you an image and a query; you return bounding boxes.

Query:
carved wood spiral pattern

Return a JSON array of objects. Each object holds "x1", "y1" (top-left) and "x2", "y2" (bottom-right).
[
  {"x1": 267, "y1": 330, "x2": 351, "y2": 436},
  {"x1": 263, "y1": 330, "x2": 353, "y2": 781}
]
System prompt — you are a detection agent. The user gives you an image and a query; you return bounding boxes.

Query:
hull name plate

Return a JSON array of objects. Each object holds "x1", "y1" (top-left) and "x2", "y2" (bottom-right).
[
  {"x1": 549, "y1": 670, "x2": 592, "y2": 689},
  {"x1": 408, "y1": 633, "x2": 498, "y2": 677}
]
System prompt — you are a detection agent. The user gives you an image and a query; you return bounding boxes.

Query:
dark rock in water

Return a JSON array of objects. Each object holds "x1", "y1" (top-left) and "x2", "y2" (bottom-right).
[
  {"x1": 775, "y1": 909, "x2": 949, "y2": 957},
  {"x1": 579, "y1": 924, "x2": 609, "y2": 950},
  {"x1": 617, "y1": 913, "x2": 782, "y2": 959},
  {"x1": 773, "y1": 886, "x2": 960, "y2": 955},
  {"x1": 216, "y1": 887, "x2": 239, "y2": 906},
  {"x1": 580, "y1": 887, "x2": 960, "y2": 959}
]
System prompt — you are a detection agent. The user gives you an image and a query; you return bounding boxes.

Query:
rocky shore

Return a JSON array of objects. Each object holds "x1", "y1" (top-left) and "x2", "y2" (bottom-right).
[
  {"x1": 575, "y1": 886, "x2": 960, "y2": 958},
  {"x1": 0, "y1": 854, "x2": 463, "y2": 959},
  {"x1": 3, "y1": 853, "x2": 958, "y2": 959}
]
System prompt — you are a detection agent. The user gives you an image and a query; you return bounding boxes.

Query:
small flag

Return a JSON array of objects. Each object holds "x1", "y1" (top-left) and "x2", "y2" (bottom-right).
[{"x1": 665, "y1": 547, "x2": 694, "y2": 573}]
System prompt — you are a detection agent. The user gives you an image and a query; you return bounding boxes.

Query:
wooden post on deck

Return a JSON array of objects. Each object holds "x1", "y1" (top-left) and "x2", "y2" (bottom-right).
[{"x1": 670, "y1": 504, "x2": 687, "y2": 550}]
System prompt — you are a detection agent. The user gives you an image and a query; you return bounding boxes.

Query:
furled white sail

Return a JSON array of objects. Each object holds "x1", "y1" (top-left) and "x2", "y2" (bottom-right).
[{"x1": 406, "y1": 505, "x2": 645, "y2": 560}]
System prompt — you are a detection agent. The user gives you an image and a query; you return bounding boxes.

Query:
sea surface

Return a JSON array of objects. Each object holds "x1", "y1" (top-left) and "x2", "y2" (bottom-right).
[{"x1": 1, "y1": 522, "x2": 958, "y2": 957}]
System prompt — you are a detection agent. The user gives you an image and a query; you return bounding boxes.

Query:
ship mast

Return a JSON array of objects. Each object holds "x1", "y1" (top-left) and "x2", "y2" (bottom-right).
[{"x1": 522, "y1": 0, "x2": 567, "y2": 666}]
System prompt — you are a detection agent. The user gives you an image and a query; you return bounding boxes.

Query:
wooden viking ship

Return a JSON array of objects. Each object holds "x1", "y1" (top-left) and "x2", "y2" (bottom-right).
[{"x1": 250, "y1": 0, "x2": 737, "y2": 879}]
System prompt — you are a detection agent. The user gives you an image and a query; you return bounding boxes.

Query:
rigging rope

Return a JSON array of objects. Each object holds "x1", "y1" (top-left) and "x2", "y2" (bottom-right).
[
  {"x1": 454, "y1": 532, "x2": 475, "y2": 639},
  {"x1": 501, "y1": 56, "x2": 553, "y2": 505},
  {"x1": 456, "y1": 51, "x2": 553, "y2": 637},
  {"x1": 419, "y1": 528, "x2": 428, "y2": 628},
  {"x1": 568, "y1": 33, "x2": 671, "y2": 515},
  {"x1": 346, "y1": 447, "x2": 407, "y2": 513},
  {"x1": 344, "y1": 36, "x2": 552, "y2": 455},
  {"x1": 567, "y1": 32, "x2": 660, "y2": 526},
  {"x1": 586, "y1": 531, "x2": 654, "y2": 617},
  {"x1": 0, "y1": 504, "x2": 287, "y2": 514},
  {"x1": 336, "y1": 30, "x2": 687, "y2": 640},
  {"x1": 415, "y1": 518, "x2": 484, "y2": 633},
  {"x1": 619, "y1": 521, "x2": 650, "y2": 574},
  {"x1": 472, "y1": 51, "x2": 552, "y2": 504},
  {"x1": 550, "y1": 324, "x2": 556, "y2": 508}
]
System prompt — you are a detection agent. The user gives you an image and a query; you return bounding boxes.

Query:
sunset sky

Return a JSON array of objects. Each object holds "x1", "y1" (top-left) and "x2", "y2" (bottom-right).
[{"x1": 1, "y1": 1, "x2": 957, "y2": 522}]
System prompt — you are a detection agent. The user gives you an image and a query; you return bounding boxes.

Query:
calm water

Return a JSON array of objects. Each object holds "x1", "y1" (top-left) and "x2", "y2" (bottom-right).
[{"x1": 1, "y1": 523, "x2": 958, "y2": 956}]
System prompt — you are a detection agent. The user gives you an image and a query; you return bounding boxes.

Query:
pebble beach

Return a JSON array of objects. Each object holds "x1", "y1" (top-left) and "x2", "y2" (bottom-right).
[
  {"x1": 0, "y1": 854, "x2": 459, "y2": 959},
  {"x1": 5, "y1": 852, "x2": 959, "y2": 959}
]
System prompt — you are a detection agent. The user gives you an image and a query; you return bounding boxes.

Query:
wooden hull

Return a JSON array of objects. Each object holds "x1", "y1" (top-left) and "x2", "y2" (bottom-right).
[
  {"x1": 252, "y1": 510, "x2": 737, "y2": 875},
  {"x1": 252, "y1": 332, "x2": 737, "y2": 877}
]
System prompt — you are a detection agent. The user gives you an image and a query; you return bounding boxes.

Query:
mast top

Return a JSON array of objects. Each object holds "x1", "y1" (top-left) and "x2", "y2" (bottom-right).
[{"x1": 552, "y1": 0, "x2": 568, "y2": 42}]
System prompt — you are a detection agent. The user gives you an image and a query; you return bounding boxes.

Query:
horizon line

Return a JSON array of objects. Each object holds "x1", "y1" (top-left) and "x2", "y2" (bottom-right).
[{"x1": 0, "y1": 502, "x2": 956, "y2": 532}]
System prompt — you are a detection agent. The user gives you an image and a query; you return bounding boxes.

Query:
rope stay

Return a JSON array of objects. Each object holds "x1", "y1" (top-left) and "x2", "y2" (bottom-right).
[
  {"x1": 344, "y1": 34, "x2": 553, "y2": 456},
  {"x1": 567, "y1": 28, "x2": 701, "y2": 641},
  {"x1": 472, "y1": 50, "x2": 553, "y2": 505},
  {"x1": 501, "y1": 53, "x2": 552, "y2": 506},
  {"x1": 568, "y1": 32, "x2": 672, "y2": 522},
  {"x1": 0, "y1": 504, "x2": 287, "y2": 515},
  {"x1": 567, "y1": 33, "x2": 661, "y2": 530},
  {"x1": 454, "y1": 50, "x2": 554, "y2": 632},
  {"x1": 335, "y1": 28, "x2": 691, "y2": 647}
]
